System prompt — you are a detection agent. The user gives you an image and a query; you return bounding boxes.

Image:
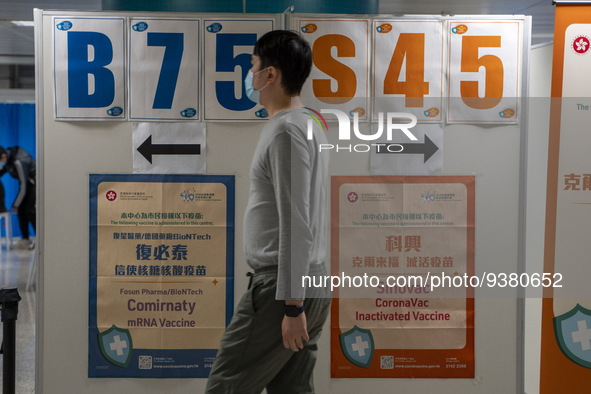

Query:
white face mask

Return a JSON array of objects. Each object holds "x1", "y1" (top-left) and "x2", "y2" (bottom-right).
[
  {"x1": 0, "y1": 161, "x2": 5, "y2": 171},
  {"x1": 244, "y1": 67, "x2": 269, "y2": 104}
]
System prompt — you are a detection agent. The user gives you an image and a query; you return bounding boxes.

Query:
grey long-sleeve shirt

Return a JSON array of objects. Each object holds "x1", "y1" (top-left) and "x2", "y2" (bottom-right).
[{"x1": 244, "y1": 108, "x2": 329, "y2": 300}]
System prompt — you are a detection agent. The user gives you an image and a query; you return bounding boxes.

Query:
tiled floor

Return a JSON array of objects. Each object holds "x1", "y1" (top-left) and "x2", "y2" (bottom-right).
[{"x1": 0, "y1": 239, "x2": 36, "y2": 394}]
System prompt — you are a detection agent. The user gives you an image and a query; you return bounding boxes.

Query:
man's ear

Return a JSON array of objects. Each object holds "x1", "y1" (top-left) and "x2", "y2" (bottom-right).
[{"x1": 265, "y1": 66, "x2": 280, "y2": 84}]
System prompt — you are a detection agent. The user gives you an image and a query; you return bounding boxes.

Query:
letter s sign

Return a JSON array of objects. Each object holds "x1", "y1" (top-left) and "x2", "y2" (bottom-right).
[{"x1": 54, "y1": 17, "x2": 126, "y2": 120}]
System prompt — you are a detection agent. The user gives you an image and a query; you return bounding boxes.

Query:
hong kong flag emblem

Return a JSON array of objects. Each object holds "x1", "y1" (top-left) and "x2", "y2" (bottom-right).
[
  {"x1": 106, "y1": 190, "x2": 117, "y2": 201},
  {"x1": 573, "y1": 36, "x2": 590, "y2": 55}
]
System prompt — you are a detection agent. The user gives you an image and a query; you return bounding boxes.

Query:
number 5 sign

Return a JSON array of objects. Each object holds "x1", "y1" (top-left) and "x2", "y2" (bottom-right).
[
  {"x1": 447, "y1": 20, "x2": 524, "y2": 123},
  {"x1": 203, "y1": 19, "x2": 276, "y2": 121}
]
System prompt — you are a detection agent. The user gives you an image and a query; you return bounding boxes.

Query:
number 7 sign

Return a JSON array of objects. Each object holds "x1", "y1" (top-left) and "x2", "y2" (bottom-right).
[
  {"x1": 447, "y1": 20, "x2": 523, "y2": 124},
  {"x1": 129, "y1": 18, "x2": 200, "y2": 121}
]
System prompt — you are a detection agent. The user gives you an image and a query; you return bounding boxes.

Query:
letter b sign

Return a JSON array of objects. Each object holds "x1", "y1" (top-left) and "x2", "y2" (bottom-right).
[{"x1": 54, "y1": 17, "x2": 126, "y2": 119}]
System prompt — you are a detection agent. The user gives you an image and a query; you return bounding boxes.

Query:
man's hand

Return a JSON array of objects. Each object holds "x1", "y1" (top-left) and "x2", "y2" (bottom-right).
[{"x1": 282, "y1": 313, "x2": 309, "y2": 352}]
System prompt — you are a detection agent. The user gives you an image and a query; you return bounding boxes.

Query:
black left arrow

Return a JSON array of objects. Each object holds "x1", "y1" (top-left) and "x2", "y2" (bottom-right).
[{"x1": 137, "y1": 135, "x2": 201, "y2": 164}]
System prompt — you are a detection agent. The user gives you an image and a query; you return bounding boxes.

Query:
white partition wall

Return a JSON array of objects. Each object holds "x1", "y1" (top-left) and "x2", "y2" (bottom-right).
[
  {"x1": 36, "y1": 9, "x2": 534, "y2": 393},
  {"x1": 523, "y1": 42, "x2": 553, "y2": 394}
]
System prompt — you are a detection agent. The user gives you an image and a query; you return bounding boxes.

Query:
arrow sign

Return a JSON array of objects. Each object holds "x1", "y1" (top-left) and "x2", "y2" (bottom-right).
[
  {"x1": 375, "y1": 135, "x2": 439, "y2": 163},
  {"x1": 137, "y1": 135, "x2": 201, "y2": 164}
]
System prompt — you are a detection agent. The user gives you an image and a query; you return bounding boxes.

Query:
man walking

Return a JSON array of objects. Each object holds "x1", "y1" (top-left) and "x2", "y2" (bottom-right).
[{"x1": 206, "y1": 30, "x2": 330, "y2": 394}]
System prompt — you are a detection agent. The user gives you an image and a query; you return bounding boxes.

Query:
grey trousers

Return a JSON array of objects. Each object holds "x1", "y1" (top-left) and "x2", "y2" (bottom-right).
[{"x1": 205, "y1": 265, "x2": 330, "y2": 394}]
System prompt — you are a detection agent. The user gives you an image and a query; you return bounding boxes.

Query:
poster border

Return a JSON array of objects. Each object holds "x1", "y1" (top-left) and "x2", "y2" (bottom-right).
[
  {"x1": 540, "y1": 5, "x2": 591, "y2": 392},
  {"x1": 330, "y1": 175, "x2": 475, "y2": 379},
  {"x1": 88, "y1": 173, "x2": 235, "y2": 378}
]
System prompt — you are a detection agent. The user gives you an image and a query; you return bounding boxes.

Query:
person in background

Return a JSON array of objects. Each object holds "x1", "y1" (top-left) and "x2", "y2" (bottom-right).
[
  {"x1": 0, "y1": 146, "x2": 36, "y2": 249},
  {"x1": 0, "y1": 180, "x2": 6, "y2": 213}
]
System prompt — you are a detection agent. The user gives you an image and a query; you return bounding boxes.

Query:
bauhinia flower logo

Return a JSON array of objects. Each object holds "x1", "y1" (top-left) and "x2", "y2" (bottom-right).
[
  {"x1": 106, "y1": 190, "x2": 117, "y2": 201},
  {"x1": 573, "y1": 36, "x2": 590, "y2": 55}
]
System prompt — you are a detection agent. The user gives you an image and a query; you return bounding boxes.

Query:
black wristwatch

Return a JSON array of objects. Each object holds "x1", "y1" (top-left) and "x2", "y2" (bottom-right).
[{"x1": 284, "y1": 304, "x2": 305, "y2": 317}]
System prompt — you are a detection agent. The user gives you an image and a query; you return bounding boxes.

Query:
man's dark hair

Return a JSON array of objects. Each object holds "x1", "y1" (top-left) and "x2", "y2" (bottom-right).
[
  {"x1": 254, "y1": 30, "x2": 312, "y2": 96},
  {"x1": 0, "y1": 146, "x2": 6, "y2": 157}
]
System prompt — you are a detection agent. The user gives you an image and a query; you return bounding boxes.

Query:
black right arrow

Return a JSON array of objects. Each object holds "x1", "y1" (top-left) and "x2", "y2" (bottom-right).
[
  {"x1": 375, "y1": 135, "x2": 439, "y2": 163},
  {"x1": 137, "y1": 135, "x2": 201, "y2": 164}
]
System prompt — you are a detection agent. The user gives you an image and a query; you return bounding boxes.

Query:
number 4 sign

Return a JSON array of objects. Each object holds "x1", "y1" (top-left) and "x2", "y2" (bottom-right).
[
  {"x1": 447, "y1": 20, "x2": 523, "y2": 124},
  {"x1": 373, "y1": 20, "x2": 444, "y2": 123}
]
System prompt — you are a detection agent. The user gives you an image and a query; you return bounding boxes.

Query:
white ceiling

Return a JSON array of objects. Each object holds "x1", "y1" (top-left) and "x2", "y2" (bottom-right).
[
  {"x1": 0, "y1": 0, "x2": 100, "y2": 21},
  {"x1": 0, "y1": 0, "x2": 100, "y2": 63},
  {"x1": 0, "y1": 0, "x2": 555, "y2": 63}
]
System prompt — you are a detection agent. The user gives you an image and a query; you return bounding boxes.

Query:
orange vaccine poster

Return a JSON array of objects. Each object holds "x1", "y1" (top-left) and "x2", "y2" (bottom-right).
[
  {"x1": 331, "y1": 176, "x2": 474, "y2": 378},
  {"x1": 540, "y1": 4, "x2": 591, "y2": 392}
]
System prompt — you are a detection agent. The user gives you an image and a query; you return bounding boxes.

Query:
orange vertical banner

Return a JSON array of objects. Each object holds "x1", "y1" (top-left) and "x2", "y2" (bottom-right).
[{"x1": 541, "y1": 4, "x2": 591, "y2": 392}]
